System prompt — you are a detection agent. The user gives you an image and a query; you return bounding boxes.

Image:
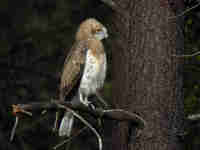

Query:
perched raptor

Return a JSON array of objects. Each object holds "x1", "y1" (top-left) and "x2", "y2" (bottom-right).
[{"x1": 58, "y1": 18, "x2": 108, "y2": 137}]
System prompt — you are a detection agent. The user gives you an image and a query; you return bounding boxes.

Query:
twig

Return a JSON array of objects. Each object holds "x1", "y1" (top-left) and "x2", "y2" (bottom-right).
[
  {"x1": 12, "y1": 105, "x2": 32, "y2": 116},
  {"x1": 58, "y1": 104, "x2": 103, "y2": 150},
  {"x1": 172, "y1": 51, "x2": 200, "y2": 58},
  {"x1": 54, "y1": 127, "x2": 88, "y2": 149},
  {"x1": 100, "y1": 0, "x2": 117, "y2": 9},
  {"x1": 103, "y1": 109, "x2": 146, "y2": 129},
  {"x1": 169, "y1": 2, "x2": 200, "y2": 19},
  {"x1": 187, "y1": 114, "x2": 200, "y2": 121},
  {"x1": 10, "y1": 117, "x2": 19, "y2": 142}
]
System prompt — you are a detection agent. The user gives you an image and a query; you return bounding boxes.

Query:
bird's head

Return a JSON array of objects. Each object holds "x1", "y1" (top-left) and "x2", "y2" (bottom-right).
[{"x1": 75, "y1": 18, "x2": 108, "y2": 41}]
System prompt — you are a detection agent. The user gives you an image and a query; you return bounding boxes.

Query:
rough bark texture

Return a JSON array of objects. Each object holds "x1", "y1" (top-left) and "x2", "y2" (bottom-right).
[{"x1": 110, "y1": 0, "x2": 184, "y2": 150}]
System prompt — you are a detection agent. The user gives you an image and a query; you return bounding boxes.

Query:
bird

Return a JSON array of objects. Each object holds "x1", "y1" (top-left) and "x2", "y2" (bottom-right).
[{"x1": 57, "y1": 18, "x2": 108, "y2": 137}]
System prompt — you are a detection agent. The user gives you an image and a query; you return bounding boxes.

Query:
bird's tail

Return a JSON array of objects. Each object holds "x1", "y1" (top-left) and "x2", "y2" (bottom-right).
[{"x1": 59, "y1": 111, "x2": 74, "y2": 137}]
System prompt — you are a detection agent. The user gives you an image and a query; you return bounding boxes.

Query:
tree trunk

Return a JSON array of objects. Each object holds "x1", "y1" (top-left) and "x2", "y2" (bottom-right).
[{"x1": 110, "y1": 0, "x2": 184, "y2": 150}]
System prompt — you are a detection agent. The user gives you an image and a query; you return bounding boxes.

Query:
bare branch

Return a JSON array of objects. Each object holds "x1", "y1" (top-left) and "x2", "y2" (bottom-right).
[
  {"x1": 11, "y1": 100, "x2": 146, "y2": 127},
  {"x1": 100, "y1": 0, "x2": 118, "y2": 10},
  {"x1": 10, "y1": 117, "x2": 19, "y2": 142},
  {"x1": 54, "y1": 127, "x2": 88, "y2": 149},
  {"x1": 58, "y1": 104, "x2": 103, "y2": 150},
  {"x1": 103, "y1": 109, "x2": 146, "y2": 129},
  {"x1": 169, "y1": 2, "x2": 200, "y2": 19},
  {"x1": 172, "y1": 51, "x2": 200, "y2": 58},
  {"x1": 11, "y1": 100, "x2": 146, "y2": 149},
  {"x1": 187, "y1": 114, "x2": 200, "y2": 121},
  {"x1": 12, "y1": 105, "x2": 32, "y2": 116}
]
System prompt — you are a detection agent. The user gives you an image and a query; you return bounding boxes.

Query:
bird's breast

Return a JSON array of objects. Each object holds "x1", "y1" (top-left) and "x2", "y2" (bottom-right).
[{"x1": 79, "y1": 49, "x2": 107, "y2": 96}]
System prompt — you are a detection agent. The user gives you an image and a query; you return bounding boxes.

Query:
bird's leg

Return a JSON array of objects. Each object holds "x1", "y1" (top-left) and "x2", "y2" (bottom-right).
[
  {"x1": 79, "y1": 93, "x2": 95, "y2": 109},
  {"x1": 53, "y1": 111, "x2": 59, "y2": 132},
  {"x1": 79, "y1": 92, "x2": 86, "y2": 105},
  {"x1": 79, "y1": 93, "x2": 89, "y2": 106}
]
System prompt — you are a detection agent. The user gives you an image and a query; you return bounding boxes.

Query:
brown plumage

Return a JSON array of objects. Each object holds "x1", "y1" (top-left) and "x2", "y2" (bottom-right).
[
  {"x1": 59, "y1": 40, "x2": 86, "y2": 101},
  {"x1": 57, "y1": 18, "x2": 108, "y2": 137},
  {"x1": 59, "y1": 38, "x2": 104, "y2": 101}
]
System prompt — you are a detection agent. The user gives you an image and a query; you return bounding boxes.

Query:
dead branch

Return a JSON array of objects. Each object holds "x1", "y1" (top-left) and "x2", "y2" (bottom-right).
[
  {"x1": 100, "y1": 0, "x2": 118, "y2": 10},
  {"x1": 11, "y1": 100, "x2": 146, "y2": 128},
  {"x1": 57, "y1": 104, "x2": 103, "y2": 150},
  {"x1": 187, "y1": 114, "x2": 200, "y2": 122},
  {"x1": 172, "y1": 50, "x2": 200, "y2": 58},
  {"x1": 10, "y1": 117, "x2": 19, "y2": 142},
  {"x1": 11, "y1": 100, "x2": 146, "y2": 149},
  {"x1": 169, "y1": 2, "x2": 200, "y2": 19},
  {"x1": 53, "y1": 127, "x2": 88, "y2": 149}
]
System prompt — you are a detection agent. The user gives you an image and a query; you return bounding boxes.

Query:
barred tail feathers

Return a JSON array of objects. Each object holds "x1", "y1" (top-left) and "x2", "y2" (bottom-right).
[{"x1": 59, "y1": 111, "x2": 74, "y2": 137}]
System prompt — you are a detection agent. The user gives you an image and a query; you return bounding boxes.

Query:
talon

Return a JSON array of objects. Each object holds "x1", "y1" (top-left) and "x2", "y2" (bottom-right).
[
  {"x1": 83, "y1": 100, "x2": 91, "y2": 106},
  {"x1": 89, "y1": 103, "x2": 95, "y2": 110}
]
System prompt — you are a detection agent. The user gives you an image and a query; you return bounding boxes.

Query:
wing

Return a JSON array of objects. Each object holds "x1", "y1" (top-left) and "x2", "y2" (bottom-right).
[{"x1": 60, "y1": 40, "x2": 88, "y2": 101}]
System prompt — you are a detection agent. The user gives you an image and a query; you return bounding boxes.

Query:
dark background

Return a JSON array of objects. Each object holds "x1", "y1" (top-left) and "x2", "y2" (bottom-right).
[{"x1": 0, "y1": 0, "x2": 200, "y2": 149}]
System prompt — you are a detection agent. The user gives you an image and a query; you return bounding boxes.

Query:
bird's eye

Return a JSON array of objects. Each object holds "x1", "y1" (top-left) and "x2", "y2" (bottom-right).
[
  {"x1": 92, "y1": 28, "x2": 101, "y2": 34},
  {"x1": 96, "y1": 28, "x2": 101, "y2": 32}
]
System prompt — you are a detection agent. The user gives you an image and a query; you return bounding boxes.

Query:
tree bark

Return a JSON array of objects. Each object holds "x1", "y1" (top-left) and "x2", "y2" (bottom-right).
[{"x1": 110, "y1": 0, "x2": 184, "y2": 150}]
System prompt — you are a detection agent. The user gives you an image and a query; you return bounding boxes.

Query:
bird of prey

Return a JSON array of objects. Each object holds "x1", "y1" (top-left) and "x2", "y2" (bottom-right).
[{"x1": 58, "y1": 18, "x2": 108, "y2": 137}]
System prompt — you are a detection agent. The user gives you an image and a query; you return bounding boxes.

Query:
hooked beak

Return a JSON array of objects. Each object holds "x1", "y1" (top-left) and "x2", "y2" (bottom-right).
[{"x1": 95, "y1": 27, "x2": 108, "y2": 40}]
